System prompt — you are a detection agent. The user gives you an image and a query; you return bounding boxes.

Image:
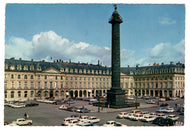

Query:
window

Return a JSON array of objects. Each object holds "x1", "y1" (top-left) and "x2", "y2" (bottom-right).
[
  {"x1": 31, "y1": 75, "x2": 33, "y2": 79},
  {"x1": 31, "y1": 91, "x2": 34, "y2": 97},
  {"x1": 10, "y1": 65, "x2": 15, "y2": 70},
  {"x1": 31, "y1": 82, "x2": 34, "y2": 89},
  {"x1": 5, "y1": 64, "x2": 8, "y2": 70},
  {"x1": 24, "y1": 91, "x2": 27, "y2": 98},
  {"x1": 17, "y1": 64, "x2": 22, "y2": 70},
  {"x1": 24, "y1": 75, "x2": 27, "y2": 79},
  {"x1": 11, "y1": 81, "x2": 14, "y2": 88},
  {"x1": 18, "y1": 75, "x2": 21, "y2": 79},
  {"x1": 11, "y1": 91, "x2": 14, "y2": 98},
  {"x1": 24, "y1": 82, "x2": 27, "y2": 89},
  {"x1": 23, "y1": 65, "x2": 28, "y2": 70},
  {"x1": 50, "y1": 82, "x2": 53, "y2": 89},
  {"x1": 18, "y1": 81, "x2": 21, "y2": 89},
  {"x1": 5, "y1": 91, "x2": 7, "y2": 98},
  {"x1": 38, "y1": 75, "x2": 40, "y2": 79},
  {"x1": 38, "y1": 82, "x2": 40, "y2": 89},
  {"x1": 11, "y1": 74, "x2": 14, "y2": 79},
  {"x1": 30, "y1": 65, "x2": 34, "y2": 71},
  {"x1": 18, "y1": 91, "x2": 21, "y2": 98},
  {"x1": 44, "y1": 82, "x2": 47, "y2": 89},
  {"x1": 37, "y1": 66, "x2": 41, "y2": 71},
  {"x1": 45, "y1": 75, "x2": 47, "y2": 80},
  {"x1": 4, "y1": 81, "x2": 7, "y2": 89}
]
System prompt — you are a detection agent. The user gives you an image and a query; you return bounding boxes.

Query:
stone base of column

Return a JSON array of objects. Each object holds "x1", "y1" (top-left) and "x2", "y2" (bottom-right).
[{"x1": 107, "y1": 89, "x2": 126, "y2": 107}]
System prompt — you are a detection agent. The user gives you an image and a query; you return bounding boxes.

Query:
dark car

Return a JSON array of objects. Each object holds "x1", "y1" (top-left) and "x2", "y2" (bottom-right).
[
  {"x1": 67, "y1": 106, "x2": 78, "y2": 112},
  {"x1": 25, "y1": 102, "x2": 39, "y2": 107},
  {"x1": 160, "y1": 103, "x2": 168, "y2": 107},
  {"x1": 159, "y1": 118, "x2": 176, "y2": 126},
  {"x1": 152, "y1": 117, "x2": 165, "y2": 124}
]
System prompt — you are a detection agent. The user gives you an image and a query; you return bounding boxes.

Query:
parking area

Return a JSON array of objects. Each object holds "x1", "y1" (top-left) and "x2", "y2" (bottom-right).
[{"x1": 4, "y1": 99, "x2": 184, "y2": 126}]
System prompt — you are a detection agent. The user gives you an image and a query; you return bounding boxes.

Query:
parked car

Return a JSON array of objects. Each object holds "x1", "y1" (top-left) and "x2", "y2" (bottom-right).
[
  {"x1": 130, "y1": 109, "x2": 141, "y2": 114},
  {"x1": 130, "y1": 114, "x2": 144, "y2": 121},
  {"x1": 156, "y1": 108, "x2": 166, "y2": 113},
  {"x1": 160, "y1": 103, "x2": 168, "y2": 107},
  {"x1": 146, "y1": 100, "x2": 156, "y2": 104},
  {"x1": 163, "y1": 107, "x2": 175, "y2": 113},
  {"x1": 141, "y1": 115, "x2": 156, "y2": 122},
  {"x1": 152, "y1": 117, "x2": 165, "y2": 124},
  {"x1": 88, "y1": 116, "x2": 100, "y2": 123},
  {"x1": 117, "y1": 112, "x2": 128, "y2": 119},
  {"x1": 67, "y1": 106, "x2": 78, "y2": 112},
  {"x1": 103, "y1": 121, "x2": 126, "y2": 127},
  {"x1": 159, "y1": 118, "x2": 176, "y2": 126},
  {"x1": 125, "y1": 113, "x2": 134, "y2": 119},
  {"x1": 167, "y1": 115, "x2": 179, "y2": 121},
  {"x1": 76, "y1": 108, "x2": 91, "y2": 113},
  {"x1": 156, "y1": 113, "x2": 166, "y2": 118},
  {"x1": 59, "y1": 105, "x2": 68, "y2": 110},
  {"x1": 12, "y1": 118, "x2": 32, "y2": 126},
  {"x1": 25, "y1": 102, "x2": 39, "y2": 107},
  {"x1": 79, "y1": 116, "x2": 89, "y2": 122},
  {"x1": 77, "y1": 122, "x2": 99, "y2": 126},
  {"x1": 70, "y1": 114, "x2": 80, "y2": 119},
  {"x1": 61, "y1": 117, "x2": 75, "y2": 126}
]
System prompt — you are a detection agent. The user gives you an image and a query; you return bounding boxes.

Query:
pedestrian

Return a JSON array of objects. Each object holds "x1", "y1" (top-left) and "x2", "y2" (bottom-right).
[{"x1": 24, "y1": 112, "x2": 27, "y2": 119}]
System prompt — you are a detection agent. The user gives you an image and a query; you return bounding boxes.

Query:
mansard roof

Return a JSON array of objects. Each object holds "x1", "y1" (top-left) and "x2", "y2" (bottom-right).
[
  {"x1": 121, "y1": 62, "x2": 185, "y2": 75},
  {"x1": 5, "y1": 58, "x2": 111, "y2": 74}
]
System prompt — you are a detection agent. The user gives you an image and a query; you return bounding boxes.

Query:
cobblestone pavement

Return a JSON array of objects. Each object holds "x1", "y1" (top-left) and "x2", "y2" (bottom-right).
[{"x1": 4, "y1": 99, "x2": 184, "y2": 126}]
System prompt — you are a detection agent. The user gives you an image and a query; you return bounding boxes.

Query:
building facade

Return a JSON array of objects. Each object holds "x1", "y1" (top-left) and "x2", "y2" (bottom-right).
[{"x1": 4, "y1": 58, "x2": 185, "y2": 101}]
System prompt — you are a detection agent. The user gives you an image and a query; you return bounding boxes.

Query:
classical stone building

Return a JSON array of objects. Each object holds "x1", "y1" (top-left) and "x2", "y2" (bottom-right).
[
  {"x1": 121, "y1": 62, "x2": 185, "y2": 98},
  {"x1": 4, "y1": 58, "x2": 185, "y2": 101},
  {"x1": 4, "y1": 58, "x2": 112, "y2": 101}
]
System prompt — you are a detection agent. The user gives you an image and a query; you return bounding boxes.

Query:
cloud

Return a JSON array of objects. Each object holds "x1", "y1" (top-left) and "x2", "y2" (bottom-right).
[
  {"x1": 158, "y1": 17, "x2": 176, "y2": 25},
  {"x1": 146, "y1": 39, "x2": 185, "y2": 64},
  {"x1": 5, "y1": 31, "x2": 112, "y2": 66},
  {"x1": 5, "y1": 31, "x2": 185, "y2": 67}
]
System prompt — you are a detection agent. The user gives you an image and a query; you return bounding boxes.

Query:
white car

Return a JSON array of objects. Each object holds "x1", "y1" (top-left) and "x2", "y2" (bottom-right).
[
  {"x1": 149, "y1": 112, "x2": 157, "y2": 117},
  {"x1": 141, "y1": 115, "x2": 156, "y2": 122},
  {"x1": 126, "y1": 113, "x2": 135, "y2": 119},
  {"x1": 156, "y1": 113, "x2": 166, "y2": 118},
  {"x1": 103, "y1": 121, "x2": 126, "y2": 127},
  {"x1": 131, "y1": 114, "x2": 144, "y2": 121},
  {"x1": 117, "y1": 112, "x2": 128, "y2": 119},
  {"x1": 59, "y1": 105, "x2": 68, "y2": 110},
  {"x1": 66, "y1": 119, "x2": 79, "y2": 126},
  {"x1": 13, "y1": 118, "x2": 32, "y2": 126},
  {"x1": 62, "y1": 117, "x2": 75, "y2": 126},
  {"x1": 79, "y1": 116, "x2": 89, "y2": 122},
  {"x1": 163, "y1": 107, "x2": 175, "y2": 113},
  {"x1": 88, "y1": 116, "x2": 100, "y2": 123}
]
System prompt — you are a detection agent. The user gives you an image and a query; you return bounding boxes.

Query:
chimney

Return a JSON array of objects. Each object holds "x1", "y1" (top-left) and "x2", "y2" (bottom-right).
[
  {"x1": 10, "y1": 57, "x2": 15, "y2": 60},
  {"x1": 170, "y1": 61, "x2": 174, "y2": 65},
  {"x1": 69, "y1": 59, "x2": 71, "y2": 63},
  {"x1": 19, "y1": 58, "x2": 22, "y2": 60},
  {"x1": 149, "y1": 64, "x2": 152, "y2": 66},
  {"x1": 128, "y1": 65, "x2": 130, "y2": 67},
  {"x1": 98, "y1": 60, "x2": 100, "y2": 66},
  {"x1": 136, "y1": 64, "x2": 141, "y2": 67},
  {"x1": 161, "y1": 62, "x2": 164, "y2": 65},
  {"x1": 31, "y1": 59, "x2": 34, "y2": 62},
  {"x1": 153, "y1": 63, "x2": 156, "y2": 66}
]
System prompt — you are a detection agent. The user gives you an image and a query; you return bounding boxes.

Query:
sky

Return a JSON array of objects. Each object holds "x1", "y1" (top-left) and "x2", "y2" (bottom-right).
[{"x1": 5, "y1": 4, "x2": 185, "y2": 67}]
